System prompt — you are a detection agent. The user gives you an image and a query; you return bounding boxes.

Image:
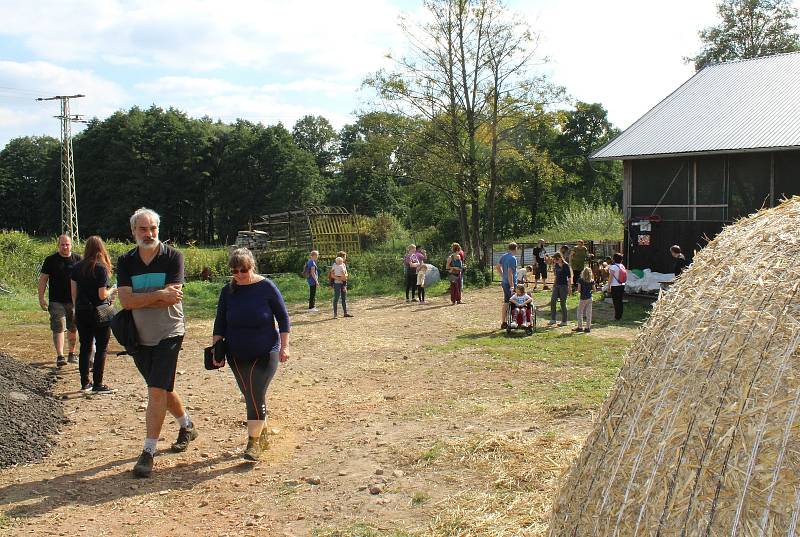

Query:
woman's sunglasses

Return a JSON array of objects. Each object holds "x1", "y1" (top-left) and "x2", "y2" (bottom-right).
[{"x1": 230, "y1": 268, "x2": 249, "y2": 274}]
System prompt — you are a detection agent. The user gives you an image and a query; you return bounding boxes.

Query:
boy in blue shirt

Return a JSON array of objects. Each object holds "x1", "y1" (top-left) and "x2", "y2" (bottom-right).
[
  {"x1": 495, "y1": 242, "x2": 518, "y2": 329},
  {"x1": 304, "y1": 250, "x2": 319, "y2": 312}
]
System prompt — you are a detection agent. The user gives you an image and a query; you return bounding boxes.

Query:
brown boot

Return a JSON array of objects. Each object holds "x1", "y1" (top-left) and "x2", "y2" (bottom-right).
[{"x1": 243, "y1": 437, "x2": 262, "y2": 461}]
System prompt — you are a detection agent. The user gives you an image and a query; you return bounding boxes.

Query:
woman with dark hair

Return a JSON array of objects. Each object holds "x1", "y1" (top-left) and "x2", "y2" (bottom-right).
[
  {"x1": 608, "y1": 252, "x2": 627, "y2": 321},
  {"x1": 212, "y1": 248, "x2": 291, "y2": 461},
  {"x1": 70, "y1": 235, "x2": 117, "y2": 393}
]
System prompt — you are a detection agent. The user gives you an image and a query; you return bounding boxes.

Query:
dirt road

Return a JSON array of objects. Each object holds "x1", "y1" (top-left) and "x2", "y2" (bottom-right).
[{"x1": 0, "y1": 287, "x2": 635, "y2": 536}]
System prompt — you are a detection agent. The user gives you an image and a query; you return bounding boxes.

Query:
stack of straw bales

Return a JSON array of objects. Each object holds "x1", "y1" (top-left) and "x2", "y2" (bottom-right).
[{"x1": 549, "y1": 197, "x2": 800, "y2": 536}]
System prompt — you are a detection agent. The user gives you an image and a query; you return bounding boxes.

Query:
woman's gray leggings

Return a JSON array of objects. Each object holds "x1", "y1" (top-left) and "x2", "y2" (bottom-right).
[
  {"x1": 550, "y1": 284, "x2": 568, "y2": 322},
  {"x1": 333, "y1": 282, "x2": 348, "y2": 315}
]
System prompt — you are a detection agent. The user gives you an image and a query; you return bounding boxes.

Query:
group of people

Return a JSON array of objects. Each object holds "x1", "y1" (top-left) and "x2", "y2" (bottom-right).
[
  {"x1": 304, "y1": 249, "x2": 353, "y2": 318},
  {"x1": 495, "y1": 241, "x2": 629, "y2": 333},
  {"x1": 38, "y1": 208, "x2": 292, "y2": 478}
]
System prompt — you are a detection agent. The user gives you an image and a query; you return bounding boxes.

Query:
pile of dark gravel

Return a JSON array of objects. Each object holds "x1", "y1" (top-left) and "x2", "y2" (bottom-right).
[{"x1": 0, "y1": 352, "x2": 64, "y2": 467}]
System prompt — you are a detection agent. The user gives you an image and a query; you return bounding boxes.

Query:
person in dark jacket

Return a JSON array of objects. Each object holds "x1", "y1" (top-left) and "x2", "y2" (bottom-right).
[
  {"x1": 671, "y1": 245, "x2": 689, "y2": 276},
  {"x1": 212, "y1": 248, "x2": 291, "y2": 461},
  {"x1": 70, "y1": 236, "x2": 117, "y2": 393}
]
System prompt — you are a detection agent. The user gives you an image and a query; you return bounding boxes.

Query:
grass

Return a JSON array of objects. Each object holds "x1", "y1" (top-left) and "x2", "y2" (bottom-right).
[
  {"x1": 313, "y1": 523, "x2": 416, "y2": 537},
  {"x1": 411, "y1": 492, "x2": 430, "y2": 506}
]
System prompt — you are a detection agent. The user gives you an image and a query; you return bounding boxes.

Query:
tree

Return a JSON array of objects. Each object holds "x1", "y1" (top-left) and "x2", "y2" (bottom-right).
[
  {"x1": 0, "y1": 136, "x2": 60, "y2": 233},
  {"x1": 689, "y1": 0, "x2": 800, "y2": 70},
  {"x1": 366, "y1": 0, "x2": 554, "y2": 267},
  {"x1": 292, "y1": 115, "x2": 338, "y2": 177}
]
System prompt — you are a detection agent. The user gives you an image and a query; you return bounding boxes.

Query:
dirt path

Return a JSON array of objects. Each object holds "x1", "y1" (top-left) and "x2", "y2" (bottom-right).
[{"x1": 0, "y1": 287, "x2": 636, "y2": 536}]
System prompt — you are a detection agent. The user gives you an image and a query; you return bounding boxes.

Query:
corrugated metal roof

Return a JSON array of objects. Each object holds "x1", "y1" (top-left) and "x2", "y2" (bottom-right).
[{"x1": 591, "y1": 52, "x2": 800, "y2": 160}]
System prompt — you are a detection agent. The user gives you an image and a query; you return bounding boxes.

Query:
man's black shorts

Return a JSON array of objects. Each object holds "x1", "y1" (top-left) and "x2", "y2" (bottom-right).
[
  {"x1": 572, "y1": 268, "x2": 581, "y2": 284},
  {"x1": 132, "y1": 335, "x2": 183, "y2": 392},
  {"x1": 535, "y1": 263, "x2": 547, "y2": 279}
]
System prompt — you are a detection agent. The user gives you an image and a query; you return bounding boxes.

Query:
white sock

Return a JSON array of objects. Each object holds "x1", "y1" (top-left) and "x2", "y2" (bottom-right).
[
  {"x1": 143, "y1": 438, "x2": 158, "y2": 455},
  {"x1": 177, "y1": 414, "x2": 192, "y2": 429}
]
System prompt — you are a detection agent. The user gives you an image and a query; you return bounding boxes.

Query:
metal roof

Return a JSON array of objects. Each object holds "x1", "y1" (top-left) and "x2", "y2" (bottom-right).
[{"x1": 591, "y1": 52, "x2": 800, "y2": 160}]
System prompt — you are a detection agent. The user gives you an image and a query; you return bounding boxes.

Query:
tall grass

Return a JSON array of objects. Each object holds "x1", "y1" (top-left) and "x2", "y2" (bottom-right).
[{"x1": 518, "y1": 202, "x2": 623, "y2": 243}]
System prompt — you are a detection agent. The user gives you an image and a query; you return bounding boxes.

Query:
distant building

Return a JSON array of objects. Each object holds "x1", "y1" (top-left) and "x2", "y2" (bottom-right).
[{"x1": 591, "y1": 52, "x2": 800, "y2": 272}]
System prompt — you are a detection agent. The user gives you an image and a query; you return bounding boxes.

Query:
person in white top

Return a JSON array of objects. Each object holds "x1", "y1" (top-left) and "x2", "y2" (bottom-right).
[
  {"x1": 608, "y1": 253, "x2": 626, "y2": 321},
  {"x1": 332, "y1": 257, "x2": 352, "y2": 319}
]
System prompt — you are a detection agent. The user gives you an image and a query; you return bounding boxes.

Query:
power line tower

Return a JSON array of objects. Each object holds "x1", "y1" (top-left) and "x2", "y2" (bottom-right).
[{"x1": 36, "y1": 94, "x2": 85, "y2": 241}]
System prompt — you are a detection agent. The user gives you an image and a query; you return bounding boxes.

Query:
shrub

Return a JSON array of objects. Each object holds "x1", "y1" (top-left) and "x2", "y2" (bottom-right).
[{"x1": 537, "y1": 201, "x2": 623, "y2": 243}]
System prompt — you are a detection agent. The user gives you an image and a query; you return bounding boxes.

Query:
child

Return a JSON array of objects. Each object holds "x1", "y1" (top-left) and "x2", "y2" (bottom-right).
[
  {"x1": 517, "y1": 265, "x2": 533, "y2": 285},
  {"x1": 416, "y1": 260, "x2": 429, "y2": 304},
  {"x1": 574, "y1": 266, "x2": 594, "y2": 333},
  {"x1": 509, "y1": 283, "x2": 533, "y2": 329},
  {"x1": 331, "y1": 256, "x2": 352, "y2": 319}
]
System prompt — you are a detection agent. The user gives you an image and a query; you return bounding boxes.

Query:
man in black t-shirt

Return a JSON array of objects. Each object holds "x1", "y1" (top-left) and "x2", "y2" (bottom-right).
[
  {"x1": 38, "y1": 235, "x2": 82, "y2": 367},
  {"x1": 532, "y1": 239, "x2": 549, "y2": 291}
]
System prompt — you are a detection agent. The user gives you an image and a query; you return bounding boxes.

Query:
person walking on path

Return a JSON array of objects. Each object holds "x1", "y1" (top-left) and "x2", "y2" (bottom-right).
[
  {"x1": 212, "y1": 248, "x2": 290, "y2": 461},
  {"x1": 70, "y1": 236, "x2": 117, "y2": 394},
  {"x1": 496, "y1": 242, "x2": 518, "y2": 329},
  {"x1": 117, "y1": 208, "x2": 197, "y2": 478},
  {"x1": 446, "y1": 250, "x2": 463, "y2": 304},
  {"x1": 305, "y1": 250, "x2": 319, "y2": 312},
  {"x1": 548, "y1": 252, "x2": 571, "y2": 327},
  {"x1": 532, "y1": 239, "x2": 548, "y2": 291},
  {"x1": 608, "y1": 253, "x2": 627, "y2": 321},
  {"x1": 403, "y1": 244, "x2": 420, "y2": 302},
  {"x1": 332, "y1": 256, "x2": 352, "y2": 318},
  {"x1": 573, "y1": 266, "x2": 594, "y2": 333},
  {"x1": 570, "y1": 240, "x2": 589, "y2": 293},
  {"x1": 39, "y1": 234, "x2": 82, "y2": 367},
  {"x1": 671, "y1": 245, "x2": 689, "y2": 276}
]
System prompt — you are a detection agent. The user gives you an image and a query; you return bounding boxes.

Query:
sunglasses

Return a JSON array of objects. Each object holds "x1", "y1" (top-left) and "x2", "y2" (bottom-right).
[{"x1": 230, "y1": 268, "x2": 249, "y2": 274}]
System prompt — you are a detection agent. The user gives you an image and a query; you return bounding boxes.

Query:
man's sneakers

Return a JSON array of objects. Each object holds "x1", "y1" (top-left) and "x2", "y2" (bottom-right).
[
  {"x1": 133, "y1": 450, "x2": 154, "y2": 478},
  {"x1": 170, "y1": 425, "x2": 198, "y2": 453},
  {"x1": 343, "y1": 313, "x2": 354, "y2": 318},
  {"x1": 547, "y1": 320, "x2": 557, "y2": 326},
  {"x1": 56, "y1": 355, "x2": 67, "y2": 367},
  {"x1": 307, "y1": 307, "x2": 319, "y2": 313},
  {"x1": 80, "y1": 382, "x2": 93, "y2": 393},
  {"x1": 91, "y1": 384, "x2": 116, "y2": 395},
  {"x1": 67, "y1": 352, "x2": 78, "y2": 364}
]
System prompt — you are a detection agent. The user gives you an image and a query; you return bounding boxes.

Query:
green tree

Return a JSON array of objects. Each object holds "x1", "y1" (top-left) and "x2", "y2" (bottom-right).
[
  {"x1": 0, "y1": 136, "x2": 60, "y2": 233},
  {"x1": 689, "y1": 0, "x2": 800, "y2": 70},
  {"x1": 292, "y1": 115, "x2": 338, "y2": 178}
]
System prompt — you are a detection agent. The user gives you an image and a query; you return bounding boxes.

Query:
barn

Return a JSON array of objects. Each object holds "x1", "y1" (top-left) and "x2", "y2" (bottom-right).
[{"x1": 591, "y1": 52, "x2": 800, "y2": 273}]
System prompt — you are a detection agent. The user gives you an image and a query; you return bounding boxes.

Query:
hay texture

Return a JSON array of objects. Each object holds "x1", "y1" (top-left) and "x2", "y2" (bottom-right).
[{"x1": 549, "y1": 197, "x2": 800, "y2": 537}]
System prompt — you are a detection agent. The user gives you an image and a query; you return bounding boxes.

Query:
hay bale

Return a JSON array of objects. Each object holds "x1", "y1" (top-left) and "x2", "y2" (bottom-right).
[{"x1": 549, "y1": 197, "x2": 800, "y2": 537}]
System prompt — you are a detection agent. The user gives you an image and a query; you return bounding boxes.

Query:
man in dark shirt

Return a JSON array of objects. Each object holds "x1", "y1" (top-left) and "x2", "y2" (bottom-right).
[
  {"x1": 118, "y1": 207, "x2": 196, "y2": 478},
  {"x1": 38, "y1": 234, "x2": 82, "y2": 367},
  {"x1": 671, "y1": 245, "x2": 689, "y2": 276},
  {"x1": 532, "y1": 239, "x2": 548, "y2": 290}
]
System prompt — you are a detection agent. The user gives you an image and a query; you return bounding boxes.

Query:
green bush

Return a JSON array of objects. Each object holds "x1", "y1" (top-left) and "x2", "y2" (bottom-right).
[
  {"x1": 357, "y1": 212, "x2": 410, "y2": 249},
  {"x1": 535, "y1": 201, "x2": 623, "y2": 243}
]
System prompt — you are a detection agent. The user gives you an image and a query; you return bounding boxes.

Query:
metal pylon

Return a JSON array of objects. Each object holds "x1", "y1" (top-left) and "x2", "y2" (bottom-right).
[{"x1": 37, "y1": 94, "x2": 85, "y2": 241}]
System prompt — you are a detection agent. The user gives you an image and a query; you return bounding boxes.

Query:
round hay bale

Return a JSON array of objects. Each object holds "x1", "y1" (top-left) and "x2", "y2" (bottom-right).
[{"x1": 549, "y1": 197, "x2": 800, "y2": 537}]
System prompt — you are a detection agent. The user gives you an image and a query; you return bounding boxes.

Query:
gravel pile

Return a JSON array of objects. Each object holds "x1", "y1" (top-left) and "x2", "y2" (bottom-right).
[{"x1": 0, "y1": 351, "x2": 64, "y2": 467}]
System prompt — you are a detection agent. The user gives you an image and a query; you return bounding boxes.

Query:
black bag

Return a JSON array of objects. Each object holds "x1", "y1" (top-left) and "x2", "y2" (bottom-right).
[
  {"x1": 204, "y1": 339, "x2": 227, "y2": 370},
  {"x1": 448, "y1": 273, "x2": 460, "y2": 283},
  {"x1": 111, "y1": 309, "x2": 138, "y2": 355},
  {"x1": 94, "y1": 302, "x2": 116, "y2": 326}
]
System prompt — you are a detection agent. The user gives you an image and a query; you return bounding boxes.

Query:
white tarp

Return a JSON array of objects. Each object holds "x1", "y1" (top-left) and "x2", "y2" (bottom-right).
[{"x1": 625, "y1": 269, "x2": 675, "y2": 294}]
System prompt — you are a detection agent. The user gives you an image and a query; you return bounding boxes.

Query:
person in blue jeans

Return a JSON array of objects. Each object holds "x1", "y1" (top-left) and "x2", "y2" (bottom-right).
[
  {"x1": 495, "y1": 242, "x2": 518, "y2": 329},
  {"x1": 331, "y1": 256, "x2": 353, "y2": 318}
]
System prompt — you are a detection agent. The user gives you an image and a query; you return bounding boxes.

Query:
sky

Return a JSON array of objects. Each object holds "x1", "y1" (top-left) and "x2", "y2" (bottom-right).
[{"x1": 0, "y1": 0, "x2": 786, "y2": 150}]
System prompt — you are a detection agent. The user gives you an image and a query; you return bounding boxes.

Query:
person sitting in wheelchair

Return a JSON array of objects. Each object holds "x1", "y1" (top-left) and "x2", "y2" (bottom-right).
[{"x1": 509, "y1": 283, "x2": 533, "y2": 329}]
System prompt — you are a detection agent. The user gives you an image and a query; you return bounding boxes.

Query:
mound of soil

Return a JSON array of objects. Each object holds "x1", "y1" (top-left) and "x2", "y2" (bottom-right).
[{"x1": 0, "y1": 352, "x2": 64, "y2": 467}]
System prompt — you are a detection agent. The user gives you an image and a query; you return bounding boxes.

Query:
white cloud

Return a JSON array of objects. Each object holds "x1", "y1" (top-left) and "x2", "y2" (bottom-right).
[
  {"x1": 0, "y1": 0, "x2": 405, "y2": 76},
  {"x1": 134, "y1": 75, "x2": 355, "y2": 128},
  {"x1": 0, "y1": 61, "x2": 128, "y2": 146}
]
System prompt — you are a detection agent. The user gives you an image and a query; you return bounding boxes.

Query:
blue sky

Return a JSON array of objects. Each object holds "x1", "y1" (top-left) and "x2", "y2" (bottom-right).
[{"x1": 0, "y1": 0, "x2": 780, "y2": 150}]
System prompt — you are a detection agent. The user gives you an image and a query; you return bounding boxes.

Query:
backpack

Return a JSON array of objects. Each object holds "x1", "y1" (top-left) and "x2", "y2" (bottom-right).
[
  {"x1": 301, "y1": 263, "x2": 310, "y2": 278},
  {"x1": 111, "y1": 308, "x2": 138, "y2": 356},
  {"x1": 616, "y1": 263, "x2": 628, "y2": 284}
]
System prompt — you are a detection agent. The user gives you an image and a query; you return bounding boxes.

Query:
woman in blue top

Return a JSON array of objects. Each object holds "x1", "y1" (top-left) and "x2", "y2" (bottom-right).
[{"x1": 212, "y1": 248, "x2": 291, "y2": 461}]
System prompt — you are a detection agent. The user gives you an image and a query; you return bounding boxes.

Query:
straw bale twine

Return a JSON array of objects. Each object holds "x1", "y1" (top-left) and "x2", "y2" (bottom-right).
[{"x1": 549, "y1": 197, "x2": 800, "y2": 537}]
